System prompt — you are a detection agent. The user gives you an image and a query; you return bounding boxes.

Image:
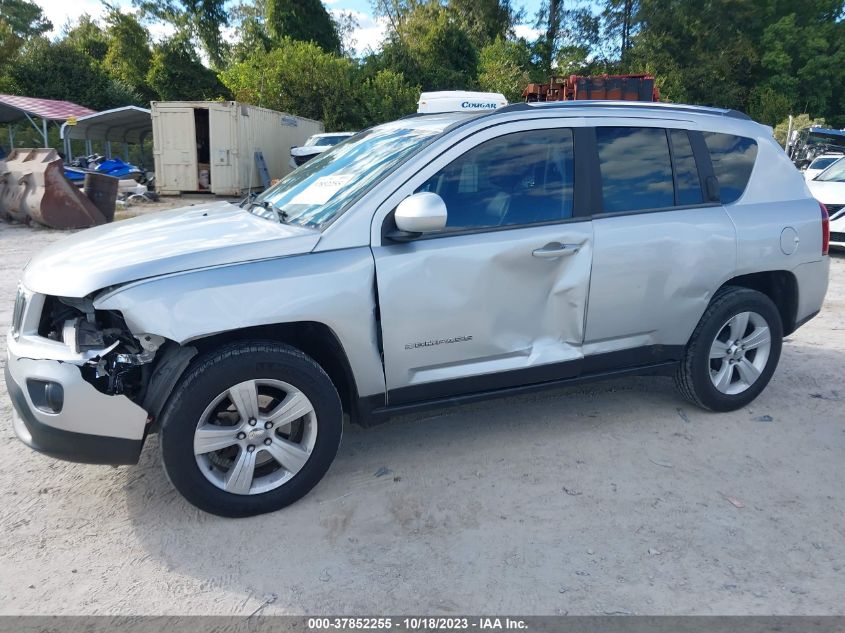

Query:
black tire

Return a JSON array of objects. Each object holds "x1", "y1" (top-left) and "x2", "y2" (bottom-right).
[
  {"x1": 159, "y1": 341, "x2": 342, "y2": 517},
  {"x1": 675, "y1": 286, "x2": 783, "y2": 412}
]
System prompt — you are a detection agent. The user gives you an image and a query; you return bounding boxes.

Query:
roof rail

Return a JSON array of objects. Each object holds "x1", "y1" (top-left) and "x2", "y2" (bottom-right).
[
  {"x1": 494, "y1": 102, "x2": 533, "y2": 115},
  {"x1": 396, "y1": 100, "x2": 753, "y2": 137},
  {"x1": 519, "y1": 100, "x2": 752, "y2": 120}
]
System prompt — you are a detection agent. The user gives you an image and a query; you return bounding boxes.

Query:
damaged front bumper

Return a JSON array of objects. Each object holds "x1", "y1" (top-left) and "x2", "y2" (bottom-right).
[{"x1": 5, "y1": 290, "x2": 151, "y2": 465}]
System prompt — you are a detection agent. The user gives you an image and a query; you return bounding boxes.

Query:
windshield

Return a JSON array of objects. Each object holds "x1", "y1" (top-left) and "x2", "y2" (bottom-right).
[
  {"x1": 809, "y1": 156, "x2": 841, "y2": 170},
  {"x1": 254, "y1": 119, "x2": 456, "y2": 228},
  {"x1": 815, "y1": 158, "x2": 845, "y2": 182}
]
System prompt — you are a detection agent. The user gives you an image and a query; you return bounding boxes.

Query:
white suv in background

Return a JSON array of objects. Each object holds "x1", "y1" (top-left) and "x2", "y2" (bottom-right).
[
  {"x1": 807, "y1": 157, "x2": 845, "y2": 247},
  {"x1": 289, "y1": 132, "x2": 355, "y2": 169},
  {"x1": 804, "y1": 153, "x2": 843, "y2": 180}
]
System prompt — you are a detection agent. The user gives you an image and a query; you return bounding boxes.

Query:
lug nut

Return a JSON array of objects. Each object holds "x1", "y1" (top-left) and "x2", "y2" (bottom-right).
[
  {"x1": 264, "y1": 438, "x2": 272, "y2": 446},
  {"x1": 264, "y1": 421, "x2": 273, "y2": 429},
  {"x1": 248, "y1": 418, "x2": 257, "y2": 426},
  {"x1": 237, "y1": 432, "x2": 246, "y2": 440},
  {"x1": 247, "y1": 445, "x2": 255, "y2": 453}
]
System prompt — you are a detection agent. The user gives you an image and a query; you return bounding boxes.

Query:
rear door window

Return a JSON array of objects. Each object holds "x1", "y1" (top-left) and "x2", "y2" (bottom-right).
[
  {"x1": 596, "y1": 127, "x2": 674, "y2": 213},
  {"x1": 702, "y1": 132, "x2": 758, "y2": 203}
]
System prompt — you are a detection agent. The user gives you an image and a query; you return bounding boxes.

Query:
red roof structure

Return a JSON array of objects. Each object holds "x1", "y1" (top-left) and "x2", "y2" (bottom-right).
[{"x1": 0, "y1": 94, "x2": 96, "y2": 123}]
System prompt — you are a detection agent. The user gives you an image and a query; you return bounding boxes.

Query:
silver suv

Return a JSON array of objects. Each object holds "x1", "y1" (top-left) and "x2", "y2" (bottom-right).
[{"x1": 6, "y1": 102, "x2": 831, "y2": 516}]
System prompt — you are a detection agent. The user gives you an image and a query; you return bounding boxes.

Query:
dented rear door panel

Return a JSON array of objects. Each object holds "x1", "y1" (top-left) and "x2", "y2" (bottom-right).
[{"x1": 584, "y1": 206, "x2": 737, "y2": 352}]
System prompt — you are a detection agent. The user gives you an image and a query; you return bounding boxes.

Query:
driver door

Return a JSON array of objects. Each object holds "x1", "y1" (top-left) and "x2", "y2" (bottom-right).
[{"x1": 371, "y1": 122, "x2": 594, "y2": 405}]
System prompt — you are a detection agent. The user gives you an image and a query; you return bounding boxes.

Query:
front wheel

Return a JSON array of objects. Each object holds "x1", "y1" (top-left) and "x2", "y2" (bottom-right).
[
  {"x1": 675, "y1": 287, "x2": 783, "y2": 412},
  {"x1": 159, "y1": 341, "x2": 342, "y2": 517}
]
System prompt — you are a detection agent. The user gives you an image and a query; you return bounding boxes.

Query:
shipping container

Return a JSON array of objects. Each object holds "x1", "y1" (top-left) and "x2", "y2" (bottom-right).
[{"x1": 150, "y1": 101, "x2": 323, "y2": 196}]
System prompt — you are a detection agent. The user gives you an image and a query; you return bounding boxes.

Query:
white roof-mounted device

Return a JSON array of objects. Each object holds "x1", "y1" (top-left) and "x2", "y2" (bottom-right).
[{"x1": 417, "y1": 91, "x2": 508, "y2": 114}]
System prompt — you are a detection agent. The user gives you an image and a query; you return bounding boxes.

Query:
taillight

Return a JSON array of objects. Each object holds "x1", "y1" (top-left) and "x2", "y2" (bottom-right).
[{"x1": 820, "y1": 202, "x2": 829, "y2": 255}]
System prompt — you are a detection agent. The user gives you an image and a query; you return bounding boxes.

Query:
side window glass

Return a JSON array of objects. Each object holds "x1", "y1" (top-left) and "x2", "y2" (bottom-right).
[
  {"x1": 596, "y1": 127, "x2": 674, "y2": 213},
  {"x1": 669, "y1": 129, "x2": 703, "y2": 205},
  {"x1": 415, "y1": 128, "x2": 574, "y2": 231},
  {"x1": 702, "y1": 132, "x2": 758, "y2": 204}
]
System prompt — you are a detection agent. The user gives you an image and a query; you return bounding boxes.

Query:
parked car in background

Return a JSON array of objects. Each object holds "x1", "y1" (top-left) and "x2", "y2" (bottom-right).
[
  {"x1": 807, "y1": 158, "x2": 845, "y2": 248},
  {"x1": 803, "y1": 153, "x2": 844, "y2": 180},
  {"x1": 7, "y1": 100, "x2": 830, "y2": 517},
  {"x1": 289, "y1": 132, "x2": 355, "y2": 169}
]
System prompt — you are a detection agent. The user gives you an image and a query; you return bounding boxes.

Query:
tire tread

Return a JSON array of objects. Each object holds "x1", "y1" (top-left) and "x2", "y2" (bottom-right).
[
  {"x1": 674, "y1": 286, "x2": 780, "y2": 411},
  {"x1": 159, "y1": 340, "x2": 342, "y2": 517}
]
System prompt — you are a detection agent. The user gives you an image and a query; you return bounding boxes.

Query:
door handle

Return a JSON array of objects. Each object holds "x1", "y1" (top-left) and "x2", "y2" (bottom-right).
[{"x1": 532, "y1": 242, "x2": 579, "y2": 258}]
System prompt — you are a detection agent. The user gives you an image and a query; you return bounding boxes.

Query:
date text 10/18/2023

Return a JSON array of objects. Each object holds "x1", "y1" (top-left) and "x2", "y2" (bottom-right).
[{"x1": 307, "y1": 617, "x2": 528, "y2": 630}]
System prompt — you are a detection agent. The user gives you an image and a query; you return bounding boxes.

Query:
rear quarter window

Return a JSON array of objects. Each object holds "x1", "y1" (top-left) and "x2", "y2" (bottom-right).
[{"x1": 702, "y1": 132, "x2": 758, "y2": 204}]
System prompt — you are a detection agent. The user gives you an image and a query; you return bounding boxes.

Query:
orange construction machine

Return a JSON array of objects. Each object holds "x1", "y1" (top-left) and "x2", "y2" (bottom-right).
[{"x1": 523, "y1": 73, "x2": 660, "y2": 103}]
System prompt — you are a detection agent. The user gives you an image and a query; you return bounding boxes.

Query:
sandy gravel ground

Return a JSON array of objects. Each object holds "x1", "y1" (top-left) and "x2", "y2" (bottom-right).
[{"x1": 0, "y1": 212, "x2": 843, "y2": 616}]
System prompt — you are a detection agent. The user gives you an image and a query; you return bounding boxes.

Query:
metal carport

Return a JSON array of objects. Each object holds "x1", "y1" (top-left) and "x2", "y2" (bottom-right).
[
  {"x1": 60, "y1": 105, "x2": 152, "y2": 161},
  {"x1": 0, "y1": 94, "x2": 96, "y2": 150}
]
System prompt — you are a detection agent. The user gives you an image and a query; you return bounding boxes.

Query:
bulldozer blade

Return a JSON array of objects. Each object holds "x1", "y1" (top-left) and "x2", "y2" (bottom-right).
[
  {"x1": 0, "y1": 148, "x2": 111, "y2": 229},
  {"x1": 0, "y1": 159, "x2": 12, "y2": 222}
]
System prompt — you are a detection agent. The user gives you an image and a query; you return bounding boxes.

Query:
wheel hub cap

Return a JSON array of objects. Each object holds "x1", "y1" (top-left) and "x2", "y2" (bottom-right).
[
  {"x1": 246, "y1": 427, "x2": 266, "y2": 442},
  {"x1": 708, "y1": 311, "x2": 772, "y2": 395}
]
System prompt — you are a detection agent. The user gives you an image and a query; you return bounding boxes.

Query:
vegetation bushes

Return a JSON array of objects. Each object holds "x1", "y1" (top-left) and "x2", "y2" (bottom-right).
[{"x1": 0, "y1": 0, "x2": 842, "y2": 135}]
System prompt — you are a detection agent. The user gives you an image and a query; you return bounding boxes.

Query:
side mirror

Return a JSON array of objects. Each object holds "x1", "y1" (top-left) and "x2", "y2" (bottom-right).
[
  {"x1": 391, "y1": 192, "x2": 448, "y2": 239},
  {"x1": 388, "y1": 193, "x2": 448, "y2": 241}
]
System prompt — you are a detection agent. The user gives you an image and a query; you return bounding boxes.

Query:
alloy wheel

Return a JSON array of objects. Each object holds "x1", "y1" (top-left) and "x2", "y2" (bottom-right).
[
  {"x1": 193, "y1": 379, "x2": 318, "y2": 495},
  {"x1": 708, "y1": 311, "x2": 772, "y2": 395}
]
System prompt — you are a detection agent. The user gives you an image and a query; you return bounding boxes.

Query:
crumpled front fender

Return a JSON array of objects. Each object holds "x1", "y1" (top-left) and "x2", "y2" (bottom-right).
[{"x1": 94, "y1": 248, "x2": 386, "y2": 399}]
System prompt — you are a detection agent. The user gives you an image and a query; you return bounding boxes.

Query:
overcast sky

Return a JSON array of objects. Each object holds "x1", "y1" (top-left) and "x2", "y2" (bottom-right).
[{"x1": 33, "y1": 0, "x2": 546, "y2": 54}]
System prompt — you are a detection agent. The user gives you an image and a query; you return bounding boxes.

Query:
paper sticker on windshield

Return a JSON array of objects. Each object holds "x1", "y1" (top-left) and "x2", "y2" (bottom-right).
[{"x1": 289, "y1": 175, "x2": 354, "y2": 206}]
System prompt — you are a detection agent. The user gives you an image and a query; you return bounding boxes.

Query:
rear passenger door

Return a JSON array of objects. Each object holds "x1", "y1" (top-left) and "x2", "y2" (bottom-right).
[{"x1": 582, "y1": 124, "x2": 738, "y2": 366}]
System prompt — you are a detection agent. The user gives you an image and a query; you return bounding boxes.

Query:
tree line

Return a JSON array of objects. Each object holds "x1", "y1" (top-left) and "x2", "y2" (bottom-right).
[{"x1": 0, "y1": 0, "x2": 843, "y2": 137}]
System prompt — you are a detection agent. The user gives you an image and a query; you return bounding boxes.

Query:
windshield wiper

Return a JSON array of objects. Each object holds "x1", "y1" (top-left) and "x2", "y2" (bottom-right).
[{"x1": 243, "y1": 197, "x2": 289, "y2": 223}]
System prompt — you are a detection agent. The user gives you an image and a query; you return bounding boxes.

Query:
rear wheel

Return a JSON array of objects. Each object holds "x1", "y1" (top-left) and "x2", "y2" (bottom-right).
[
  {"x1": 675, "y1": 287, "x2": 783, "y2": 412},
  {"x1": 159, "y1": 341, "x2": 342, "y2": 517}
]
